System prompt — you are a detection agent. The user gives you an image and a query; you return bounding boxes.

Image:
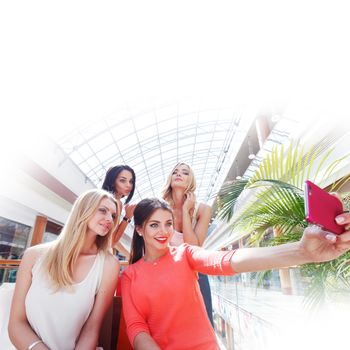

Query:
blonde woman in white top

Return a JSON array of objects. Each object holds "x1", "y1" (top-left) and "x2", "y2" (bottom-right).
[
  {"x1": 162, "y1": 162, "x2": 214, "y2": 325},
  {"x1": 8, "y1": 189, "x2": 120, "y2": 350}
]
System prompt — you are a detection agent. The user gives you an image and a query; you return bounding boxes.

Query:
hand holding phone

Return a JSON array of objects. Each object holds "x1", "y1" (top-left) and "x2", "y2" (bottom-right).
[{"x1": 304, "y1": 180, "x2": 345, "y2": 235}]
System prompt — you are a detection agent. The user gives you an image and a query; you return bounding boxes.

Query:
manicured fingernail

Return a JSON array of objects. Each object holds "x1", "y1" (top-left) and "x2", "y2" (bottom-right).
[
  {"x1": 336, "y1": 216, "x2": 345, "y2": 224},
  {"x1": 326, "y1": 233, "x2": 336, "y2": 242}
]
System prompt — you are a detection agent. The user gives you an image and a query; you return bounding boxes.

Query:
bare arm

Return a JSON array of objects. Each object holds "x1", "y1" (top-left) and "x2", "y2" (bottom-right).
[
  {"x1": 112, "y1": 220, "x2": 128, "y2": 246},
  {"x1": 133, "y1": 332, "x2": 161, "y2": 350},
  {"x1": 112, "y1": 203, "x2": 136, "y2": 246},
  {"x1": 75, "y1": 254, "x2": 119, "y2": 350},
  {"x1": 8, "y1": 246, "x2": 50, "y2": 350},
  {"x1": 231, "y1": 241, "x2": 306, "y2": 273},
  {"x1": 182, "y1": 199, "x2": 211, "y2": 246},
  {"x1": 232, "y1": 220, "x2": 350, "y2": 273}
]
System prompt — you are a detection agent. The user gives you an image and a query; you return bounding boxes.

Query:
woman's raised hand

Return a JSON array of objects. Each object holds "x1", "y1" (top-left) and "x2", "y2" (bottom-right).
[
  {"x1": 124, "y1": 203, "x2": 136, "y2": 220},
  {"x1": 183, "y1": 192, "x2": 196, "y2": 212},
  {"x1": 300, "y1": 212, "x2": 350, "y2": 263}
]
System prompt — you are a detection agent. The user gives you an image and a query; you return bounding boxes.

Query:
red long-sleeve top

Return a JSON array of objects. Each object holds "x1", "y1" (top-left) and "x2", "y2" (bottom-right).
[{"x1": 121, "y1": 244, "x2": 235, "y2": 350}]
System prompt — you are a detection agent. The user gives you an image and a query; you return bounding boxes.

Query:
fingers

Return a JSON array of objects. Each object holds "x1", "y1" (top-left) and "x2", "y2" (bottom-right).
[
  {"x1": 184, "y1": 192, "x2": 195, "y2": 211},
  {"x1": 324, "y1": 232, "x2": 337, "y2": 243},
  {"x1": 336, "y1": 212, "x2": 350, "y2": 231},
  {"x1": 125, "y1": 203, "x2": 137, "y2": 217},
  {"x1": 305, "y1": 223, "x2": 350, "y2": 247},
  {"x1": 304, "y1": 225, "x2": 337, "y2": 242},
  {"x1": 125, "y1": 203, "x2": 136, "y2": 209},
  {"x1": 304, "y1": 224, "x2": 322, "y2": 235},
  {"x1": 330, "y1": 193, "x2": 349, "y2": 224},
  {"x1": 332, "y1": 230, "x2": 350, "y2": 253},
  {"x1": 185, "y1": 192, "x2": 192, "y2": 200},
  {"x1": 336, "y1": 230, "x2": 350, "y2": 243}
]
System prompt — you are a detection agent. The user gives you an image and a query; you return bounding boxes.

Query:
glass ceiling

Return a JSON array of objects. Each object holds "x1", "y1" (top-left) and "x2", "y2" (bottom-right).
[
  {"x1": 50, "y1": 102, "x2": 332, "y2": 253},
  {"x1": 55, "y1": 101, "x2": 256, "y2": 206}
]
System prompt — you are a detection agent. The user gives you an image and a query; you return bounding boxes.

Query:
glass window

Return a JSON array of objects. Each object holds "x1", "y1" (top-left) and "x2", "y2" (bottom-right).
[{"x1": 0, "y1": 216, "x2": 30, "y2": 260}]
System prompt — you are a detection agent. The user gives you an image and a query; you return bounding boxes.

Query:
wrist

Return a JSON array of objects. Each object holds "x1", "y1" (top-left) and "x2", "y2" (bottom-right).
[
  {"x1": 122, "y1": 216, "x2": 131, "y2": 223},
  {"x1": 290, "y1": 241, "x2": 310, "y2": 265},
  {"x1": 182, "y1": 207, "x2": 191, "y2": 214}
]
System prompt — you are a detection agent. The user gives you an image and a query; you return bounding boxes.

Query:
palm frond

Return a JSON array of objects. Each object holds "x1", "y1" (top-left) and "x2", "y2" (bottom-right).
[
  {"x1": 215, "y1": 134, "x2": 350, "y2": 307},
  {"x1": 216, "y1": 179, "x2": 248, "y2": 221},
  {"x1": 230, "y1": 185, "x2": 306, "y2": 242},
  {"x1": 246, "y1": 179, "x2": 303, "y2": 194},
  {"x1": 331, "y1": 175, "x2": 350, "y2": 193},
  {"x1": 321, "y1": 152, "x2": 350, "y2": 185},
  {"x1": 247, "y1": 139, "x2": 344, "y2": 190}
]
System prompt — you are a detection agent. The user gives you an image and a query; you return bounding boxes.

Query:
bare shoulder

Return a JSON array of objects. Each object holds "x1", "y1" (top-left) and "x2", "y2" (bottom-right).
[
  {"x1": 18, "y1": 243, "x2": 51, "y2": 272},
  {"x1": 103, "y1": 252, "x2": 120, "y2": 273},
  {"x1": 22, "y1": 243, "x2": 51, "y2": 261},
  {"x1": 198, "y1": 202, "x2": 212, "y2": 216},
  {"x1": 99, "y1": 252, "x2": 119, "y2": 291}
]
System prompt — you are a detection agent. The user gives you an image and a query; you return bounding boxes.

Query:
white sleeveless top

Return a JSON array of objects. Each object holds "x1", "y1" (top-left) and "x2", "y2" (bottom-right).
[
  {"x1": 170, "y1": 202, "x2": 199, "y2": 247},
  {"x1": 25, "y1": 252, "x2": 105, "y2": 350}
]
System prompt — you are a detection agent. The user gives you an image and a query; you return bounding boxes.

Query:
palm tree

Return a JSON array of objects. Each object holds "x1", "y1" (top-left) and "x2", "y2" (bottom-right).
[{"x1": 216, "y1": 138, "x2": 350, "y2": 307}]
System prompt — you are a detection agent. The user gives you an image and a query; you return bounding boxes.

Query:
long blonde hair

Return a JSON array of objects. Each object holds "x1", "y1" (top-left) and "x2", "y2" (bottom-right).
[
  {"x1": 42, "y1": 189, "x2": 119, "y2": 289},
  {"x1": 162, "y1": 162, "x2": 196, "y2": 209}
]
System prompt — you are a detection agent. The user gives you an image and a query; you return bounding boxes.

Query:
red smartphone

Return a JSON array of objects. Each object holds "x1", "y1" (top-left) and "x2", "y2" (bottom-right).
[{"x1": 304, "y1": 180, "x2": 345, "y2": 234}]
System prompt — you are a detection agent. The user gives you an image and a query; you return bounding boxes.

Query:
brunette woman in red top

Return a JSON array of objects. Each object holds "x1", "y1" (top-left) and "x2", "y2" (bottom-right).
[{"x1": 121, "y1": 198, "x2": 350, "y2": 350}]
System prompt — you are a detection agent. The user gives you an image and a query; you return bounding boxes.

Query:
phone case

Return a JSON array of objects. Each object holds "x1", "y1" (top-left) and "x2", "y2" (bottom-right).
[{"x1": 304, "y1": 180, "x2": 345, "y2": 234}]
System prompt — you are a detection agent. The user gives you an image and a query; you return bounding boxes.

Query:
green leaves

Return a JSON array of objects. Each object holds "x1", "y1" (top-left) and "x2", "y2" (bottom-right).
[
  {"x1": 230, "y1": 184, "x2": 305, "y2": 240},
  {"x1": 216, "y1": 138, "x2": 350, "y2": 306},
  {"x1": 216, "y1": 179, "x2": 248, "y2": 221}
]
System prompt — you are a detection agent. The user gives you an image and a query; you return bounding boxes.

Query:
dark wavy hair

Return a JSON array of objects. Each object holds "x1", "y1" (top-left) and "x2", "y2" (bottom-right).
[
  {"x1": 129, "y1": 198, "x2": 173, "y2": 264},
  {"x1": 101, "y1": 165, "x2": 136, "y2": 204}
]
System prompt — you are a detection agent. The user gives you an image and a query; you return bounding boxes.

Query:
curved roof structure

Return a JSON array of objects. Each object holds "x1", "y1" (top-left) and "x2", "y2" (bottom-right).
[{"x1": 55, "y1": 101, "x2": 256, "y2": 205}]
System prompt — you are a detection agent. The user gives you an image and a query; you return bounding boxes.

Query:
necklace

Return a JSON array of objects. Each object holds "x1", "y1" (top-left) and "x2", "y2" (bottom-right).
[
  {"x1": 143, "y1": 250, "x2": 168, "y2": 266},
  {"x1": 143, "y1": 256, "x2": 162, "y2": 266},
  {"x1": 144, "y1": 259, "x2": 159, "y2": 266}
]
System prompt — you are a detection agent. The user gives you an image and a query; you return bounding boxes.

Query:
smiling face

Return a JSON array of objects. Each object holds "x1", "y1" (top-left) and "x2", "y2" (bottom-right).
[
  {"x1": 114, "y1": 169, "x2": 134, "y2": 199},
  {"x1": 87, "y1": 197, "x2": 117, "y2": 237},
  {"x1": 136, "y1": 208, "x2": 174, "y2": 257}
]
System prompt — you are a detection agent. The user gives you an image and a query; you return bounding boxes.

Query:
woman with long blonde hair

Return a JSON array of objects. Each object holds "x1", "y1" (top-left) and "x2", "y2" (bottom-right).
[
  {"x1": 162, "y1": 162, "x2": 214, "y2": 325},
  {"x1": 8, "y1": 189, "x2": 120, "y2": 350}
]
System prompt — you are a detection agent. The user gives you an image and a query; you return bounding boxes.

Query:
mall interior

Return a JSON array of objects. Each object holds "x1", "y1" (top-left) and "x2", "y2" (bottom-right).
[{"x1": 1, "y1": 103, "x2": 350, "y2": 350}]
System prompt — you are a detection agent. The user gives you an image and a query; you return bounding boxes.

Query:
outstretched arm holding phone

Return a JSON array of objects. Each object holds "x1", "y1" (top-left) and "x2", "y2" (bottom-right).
[
  {"x1": 122, "y1": 198, "x2": 350, "y2": 350},
  {"x1": 232, "y1": 210, "x2": 350, "y2": 273}
]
